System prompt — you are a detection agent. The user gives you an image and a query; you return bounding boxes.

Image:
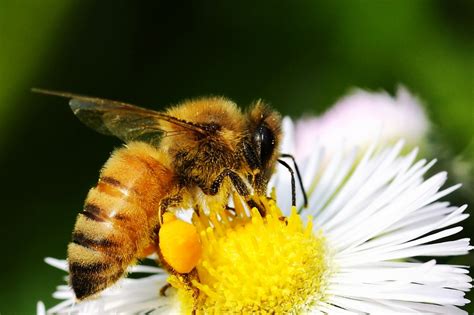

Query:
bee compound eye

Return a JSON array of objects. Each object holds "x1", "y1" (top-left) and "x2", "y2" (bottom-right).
[{"x1": 254, "y1": 124, "x2": 275, "y2": 166}]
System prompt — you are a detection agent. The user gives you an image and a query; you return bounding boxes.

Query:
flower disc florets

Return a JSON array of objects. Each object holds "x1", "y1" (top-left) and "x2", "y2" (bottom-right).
[{"x1": 169, "y1": 196, "x2": 329, "y2": 314}]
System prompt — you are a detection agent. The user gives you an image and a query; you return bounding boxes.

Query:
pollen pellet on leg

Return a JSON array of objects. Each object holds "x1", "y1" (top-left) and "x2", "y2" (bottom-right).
[{"x1": 159, "y1": 215, "x2": 202, "y2": 274}]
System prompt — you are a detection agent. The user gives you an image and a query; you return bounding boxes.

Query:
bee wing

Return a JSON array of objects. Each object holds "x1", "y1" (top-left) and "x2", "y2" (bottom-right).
[{"x1": 33, "y1": 89, "x2": 206, "y2": 144}]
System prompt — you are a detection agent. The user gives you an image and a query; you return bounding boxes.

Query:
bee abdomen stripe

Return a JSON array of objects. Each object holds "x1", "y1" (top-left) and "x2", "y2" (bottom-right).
[
  {"x1": 113, "y1": 213, "x2": 129, "y2": 221},
  {"x1": 136, "y1": 156, "x2": 160, "y2": 177},
  {"x1": 100, "y1": 176, "x2": 123, "y2": 188},
  {"x1": 82, "y1": 203, "x2": 106, "y2": 222},
  {"x1": 72, "y1": 232, "x2": 115, "y2": 249},
  {"x1": 70, "y1": 261, "x2": 110, "y2": 274},
  {"x1": 71, "y1": 267, "x2": 124, "y2": 300}
]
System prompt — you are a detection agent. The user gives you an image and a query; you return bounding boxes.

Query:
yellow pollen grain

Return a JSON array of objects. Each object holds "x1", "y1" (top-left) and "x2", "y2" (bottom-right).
[{"x1": 170, "y1": 196, "x2": 328, "y2": 313}]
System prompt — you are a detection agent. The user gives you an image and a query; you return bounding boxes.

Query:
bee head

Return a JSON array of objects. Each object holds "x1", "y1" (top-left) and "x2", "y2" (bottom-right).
[{"x1": 245, "y1": 100, "x2": 282, "y2": 193}]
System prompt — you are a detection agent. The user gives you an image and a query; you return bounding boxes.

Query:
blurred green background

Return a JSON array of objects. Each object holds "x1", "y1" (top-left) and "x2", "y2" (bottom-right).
[{"x1": 1, "y1": 1, "x2": 472, "y2": 313}]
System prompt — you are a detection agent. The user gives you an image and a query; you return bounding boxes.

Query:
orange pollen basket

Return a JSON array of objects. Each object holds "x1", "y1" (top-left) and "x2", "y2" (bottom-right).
[{"x1": 158, "y1": 213, "x2": 202, "y2": 273}]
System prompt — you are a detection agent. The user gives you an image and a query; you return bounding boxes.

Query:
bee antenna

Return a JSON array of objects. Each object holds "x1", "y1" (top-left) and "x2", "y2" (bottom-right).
[{"x1": 278, "y1": 154, "x2": 308, "y2": 208}]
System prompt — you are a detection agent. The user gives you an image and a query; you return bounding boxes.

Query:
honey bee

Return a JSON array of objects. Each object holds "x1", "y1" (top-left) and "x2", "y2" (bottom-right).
[{"x1": 35, "y1": 89, "x2": 307, "y2": 300}]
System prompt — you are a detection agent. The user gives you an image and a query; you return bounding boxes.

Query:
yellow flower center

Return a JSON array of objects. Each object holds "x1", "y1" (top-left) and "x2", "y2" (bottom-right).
[{"x1": 168, "y1": 195, "x2": 328, "y2": 314}]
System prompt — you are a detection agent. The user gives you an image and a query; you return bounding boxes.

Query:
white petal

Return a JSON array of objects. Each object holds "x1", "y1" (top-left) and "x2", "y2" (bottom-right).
[
  {"x1": 276, "y1": 120, "x2": 471, "y2": 312},
  {"x1": 36, "y1": 302, "x2": 46, "y2": 315},
  {"x1": 42, "y1": 258, "x2": 178, "y2": 314}
]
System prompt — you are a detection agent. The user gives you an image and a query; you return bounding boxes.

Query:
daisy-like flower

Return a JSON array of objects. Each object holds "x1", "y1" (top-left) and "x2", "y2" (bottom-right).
[
  {"x1": 295, "y1": 86, "x2": 430, "y2": 160},
  {"x1": 39, "y1": 119, "x2": 471, "y2": 314}
]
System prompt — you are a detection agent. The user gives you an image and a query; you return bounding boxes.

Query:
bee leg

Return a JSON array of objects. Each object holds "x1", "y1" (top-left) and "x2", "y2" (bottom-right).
[
  {"x1": 160, "y1": 283, "x2": 172, "y2": 296},
  {"x1": 246, "y1": 197, "x2": 267, "y2": 217},
  {"x1": 194, "y1": 203, "x2": 202, "y2": 217},
  {"x1": 204, "y1": 169, "x2": 268, "y2": 216},
  {"x1": 159, "y1": 270, "x2": 200, "y2": 303},
  {"x1": 183, "y1": 269, "x2": 201, "y2": 301},
  {"x1": 206, "y1": 168, "x2": 250, "y2": 196},
  {"x1": 154, "y1": 194, "x2": 185, "y2": 273},
  {"x1": 225, "y1": 205, "x2": 236, "y2": 213},
  {"x1": 158, "y1": 194, "x2": 183, "y2": 225}
]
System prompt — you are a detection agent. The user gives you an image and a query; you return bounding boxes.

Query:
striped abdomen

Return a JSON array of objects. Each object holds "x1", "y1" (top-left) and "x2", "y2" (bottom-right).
[{"x1": 68, "y1": 142, "x2": 175, "y2": 299}]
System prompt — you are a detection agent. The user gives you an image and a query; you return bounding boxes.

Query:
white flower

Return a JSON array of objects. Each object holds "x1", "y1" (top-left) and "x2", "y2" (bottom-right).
[
  {"x1": 40, "y1": 118, "x2": 471, "y2": 314},
  {"x1": 37, "y1": 257, "x2": 181, "y2": 314},
  {"x1": 295, "y1": 86, "x2": 430, "y2": 160}
]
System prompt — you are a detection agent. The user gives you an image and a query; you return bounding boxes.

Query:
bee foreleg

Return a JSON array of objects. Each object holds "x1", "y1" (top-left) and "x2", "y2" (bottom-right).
[
  {"x1": 246, "y1": 198, "x2": 267, "y2": 217},
  {"x1": 206, "y1": 169, "x2": 250, "y2": 196}
]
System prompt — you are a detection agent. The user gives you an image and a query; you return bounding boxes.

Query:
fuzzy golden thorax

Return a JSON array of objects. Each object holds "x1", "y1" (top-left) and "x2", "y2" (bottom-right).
[{"x1": 160, "y1": 97, "x2": 281, "y2": 197}]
